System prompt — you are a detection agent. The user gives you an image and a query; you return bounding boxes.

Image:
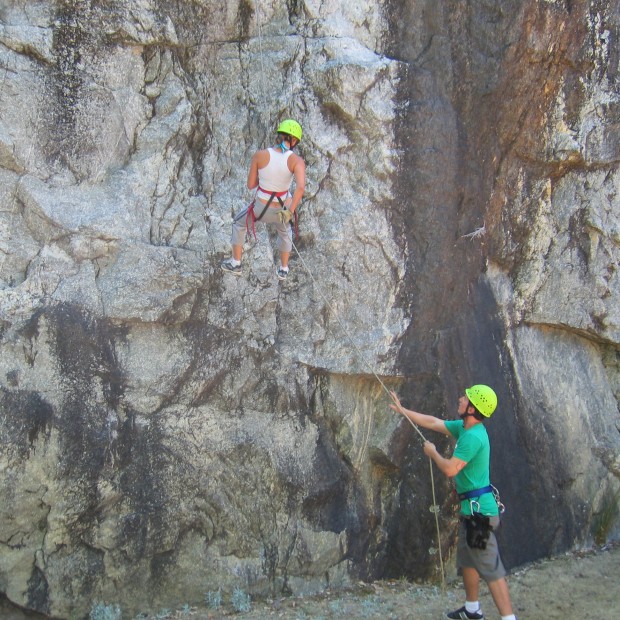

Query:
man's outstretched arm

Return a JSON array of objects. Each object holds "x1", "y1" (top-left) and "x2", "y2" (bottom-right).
[{"x1": 390, "y1": 391, "x2": 451, "y2": 436}]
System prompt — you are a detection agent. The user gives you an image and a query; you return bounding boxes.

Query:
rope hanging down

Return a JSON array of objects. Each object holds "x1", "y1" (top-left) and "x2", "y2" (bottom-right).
[
  {"x1": 292, "y1": 241, "x2": 446, "y2": 591},
  {"x1": 251, "y1": 0, "x2": 445, "y2": 590}
]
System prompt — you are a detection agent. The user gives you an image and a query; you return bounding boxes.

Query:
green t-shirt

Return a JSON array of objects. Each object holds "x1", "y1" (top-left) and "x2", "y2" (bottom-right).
[{"x1": 445, "y1": 419, "x2": 498, "y2": 516}]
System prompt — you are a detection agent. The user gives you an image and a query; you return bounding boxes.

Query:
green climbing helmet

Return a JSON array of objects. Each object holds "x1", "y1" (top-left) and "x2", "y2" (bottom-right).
[
  {"x1": 465, "y1": 384, "x2": 497, "y2": 417},
  {"x1": 277, "y1": 119, "x2": 303, "y2": 142}
]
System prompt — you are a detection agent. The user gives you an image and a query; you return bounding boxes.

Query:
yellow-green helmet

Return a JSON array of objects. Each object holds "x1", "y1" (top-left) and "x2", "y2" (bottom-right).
[
  {"x1": 277, "y1": 119, "x2": 302, "y2": 141},
  {"x1": 465, "y1": 385, "x2": 497, "y2": 417}
]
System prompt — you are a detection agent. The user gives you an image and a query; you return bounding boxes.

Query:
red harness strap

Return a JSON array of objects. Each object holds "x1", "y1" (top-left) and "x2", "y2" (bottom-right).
[
  {"x1": 246, "y1": 187, "x2": 298, "y2": 241},
  {"x1": 257, "y1": 186, "x2": 289, "y2": 199},
  {"x1": 246, "y1": 200, "x2": 258, "y2": 240},
  {"x1": 292, "y1": 209, "x2": 299, "y2": 240}
]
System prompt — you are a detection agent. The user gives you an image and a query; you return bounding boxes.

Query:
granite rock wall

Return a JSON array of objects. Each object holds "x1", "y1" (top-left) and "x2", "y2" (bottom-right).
[{"x1": 0, "y1": 0, "x2": 618, "y2": 616}]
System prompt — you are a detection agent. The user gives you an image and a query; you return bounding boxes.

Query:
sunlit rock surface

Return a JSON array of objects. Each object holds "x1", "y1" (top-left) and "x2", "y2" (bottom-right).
[{"x1": 0, "y1": 0, "x2": 618, "y2": 617}]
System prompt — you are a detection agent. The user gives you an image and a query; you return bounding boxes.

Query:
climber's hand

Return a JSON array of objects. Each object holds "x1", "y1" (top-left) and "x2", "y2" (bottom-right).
[{"x1": 277, "y1": 208, "x2": 293, "y2": 225}]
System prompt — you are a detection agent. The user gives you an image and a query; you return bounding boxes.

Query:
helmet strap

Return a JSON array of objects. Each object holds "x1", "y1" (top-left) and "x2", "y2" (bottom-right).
[
  {"x1": 277, "y1": 133, "x2": 298, "y2": 151},
  {"x1": 459, "y1": 401, "x2": 479, "y2": 420}
]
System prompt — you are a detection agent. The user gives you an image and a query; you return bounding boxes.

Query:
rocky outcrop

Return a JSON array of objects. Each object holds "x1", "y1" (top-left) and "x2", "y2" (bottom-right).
[{"x1": 0, "y1": 0, "x2": 618, "y2": 617}]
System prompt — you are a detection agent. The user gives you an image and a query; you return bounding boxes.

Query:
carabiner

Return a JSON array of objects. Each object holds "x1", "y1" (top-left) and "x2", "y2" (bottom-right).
[{"x1": 491, "y1": 485, "x2": 506, "y2": 514}]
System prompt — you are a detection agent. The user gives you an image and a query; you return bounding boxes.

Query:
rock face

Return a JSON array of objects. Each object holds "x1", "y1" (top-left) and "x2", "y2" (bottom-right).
[{"x1": 0, "y1": 0, "x2": 618, "y2": 617}]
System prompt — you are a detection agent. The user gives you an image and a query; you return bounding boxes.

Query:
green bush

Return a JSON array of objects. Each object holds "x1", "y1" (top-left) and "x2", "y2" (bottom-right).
[
  {"x1": 231, "y1": 587, "x2": 251, "y2": 613},
  {"x1": 205, "y1": 589, "x2": 222, "y2": 609}
]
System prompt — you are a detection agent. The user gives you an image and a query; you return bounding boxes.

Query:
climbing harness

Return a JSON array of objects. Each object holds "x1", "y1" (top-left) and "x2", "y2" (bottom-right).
[
  {"x1": 457, "y1": 484, "x2": 505, "y2": 514},
  {"x1": 245, "y1": 187, "x2": 299, "y2": 241},
  {"x1": 246, "y1": 188, "x2": 286, "y2": 239},
  {"x1": 457, "y1": 485, "x2": 493, "y2": 501},
  {"x1": 457, "y1": 484, "x2": 506, "y2": 550}
]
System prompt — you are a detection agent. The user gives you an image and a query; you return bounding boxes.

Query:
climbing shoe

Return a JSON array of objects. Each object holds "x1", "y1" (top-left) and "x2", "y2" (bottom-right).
[
  {"x1": 276, "y1": 266, "x2": 289, "y2": 281},
  {"x1": 446, "y1": 607, "x2": 484, "y2": 620},
  {"x1": 221, "y1": 259, "x2": 242, "y2": 276}
]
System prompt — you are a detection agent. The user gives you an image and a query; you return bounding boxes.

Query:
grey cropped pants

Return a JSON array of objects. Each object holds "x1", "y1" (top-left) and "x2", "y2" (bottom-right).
[
  {"x1": 456, "y1": 515, "x2": 507, "y2": 582},
  {"x1": 231, "y1": 201, "x2": 293, "y2": 253}
]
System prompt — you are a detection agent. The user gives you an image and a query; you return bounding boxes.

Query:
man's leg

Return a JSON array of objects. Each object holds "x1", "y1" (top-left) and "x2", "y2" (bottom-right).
[
  {"x1": 232, "y1": 244, "x2": 243, "y2": 261},
  {"x1": 487, "y1": 577, "x2": 514, "y2": 617},
  {"x1": 462, "y1": 567, "x2": 481, "y2": 601},
  {"x1": 445, "y1": 567, "x2": 484, "y2": 619},
  {"x1": 280, "y1": 250, "x2": 289, "y2": 268}
]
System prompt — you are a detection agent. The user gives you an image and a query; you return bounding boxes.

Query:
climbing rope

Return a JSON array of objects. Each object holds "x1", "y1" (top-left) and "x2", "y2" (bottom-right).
[
  {"x1": 292, "y1": 241, "x2": 446, "y2": 591},
  {"x1": 254, "y1": 0, "x2": 267, "y2": 107},
  {"x1": 250, "y1": 0, "x2": 446, "y2": 590}
]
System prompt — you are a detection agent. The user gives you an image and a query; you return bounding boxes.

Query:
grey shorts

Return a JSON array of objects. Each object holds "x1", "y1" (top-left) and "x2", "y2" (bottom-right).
[
  {"x1": 456, "y1": 515, "x2": 506, "y2": 582},
  {"x1": 231, "y1": 200, "x2": 293, "y2": 253}
]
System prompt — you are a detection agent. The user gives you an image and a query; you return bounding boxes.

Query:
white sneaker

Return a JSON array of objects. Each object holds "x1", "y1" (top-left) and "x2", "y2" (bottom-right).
[{"x1": 221, "y1": 259, "x2": 242, "y2": 276}]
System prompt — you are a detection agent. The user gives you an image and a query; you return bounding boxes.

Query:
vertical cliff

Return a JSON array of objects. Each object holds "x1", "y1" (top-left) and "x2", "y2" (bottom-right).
[
  {"x1": 0, "y1": 0, "x2": 618, "y2": 616},
  {"x1": 384, "y1": 0, "x2": 620, "y2": 572}
]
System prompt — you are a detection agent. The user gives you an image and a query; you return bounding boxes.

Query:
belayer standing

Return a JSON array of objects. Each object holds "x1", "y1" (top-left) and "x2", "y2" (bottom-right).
[
  {"x1": 221, "y1": 119, "x2": 306, "y2": 281},
  {"x1": 390, "y1": 385, "x2": 517, "y2": 620}
]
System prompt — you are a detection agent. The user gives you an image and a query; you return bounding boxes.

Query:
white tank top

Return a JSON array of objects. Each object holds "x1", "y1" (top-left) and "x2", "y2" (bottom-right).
[{"x1": 257, "y1": 148, "x2": 294, "y2": 200}]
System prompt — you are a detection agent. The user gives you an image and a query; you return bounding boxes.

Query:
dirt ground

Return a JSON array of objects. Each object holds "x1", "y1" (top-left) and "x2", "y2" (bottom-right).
[
  {"x1": 175, "y1": 543, "x2": 620, "y2": 620},
  {"x1": 2, "y1": 543, "x2": 618, "y2": 619}
]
